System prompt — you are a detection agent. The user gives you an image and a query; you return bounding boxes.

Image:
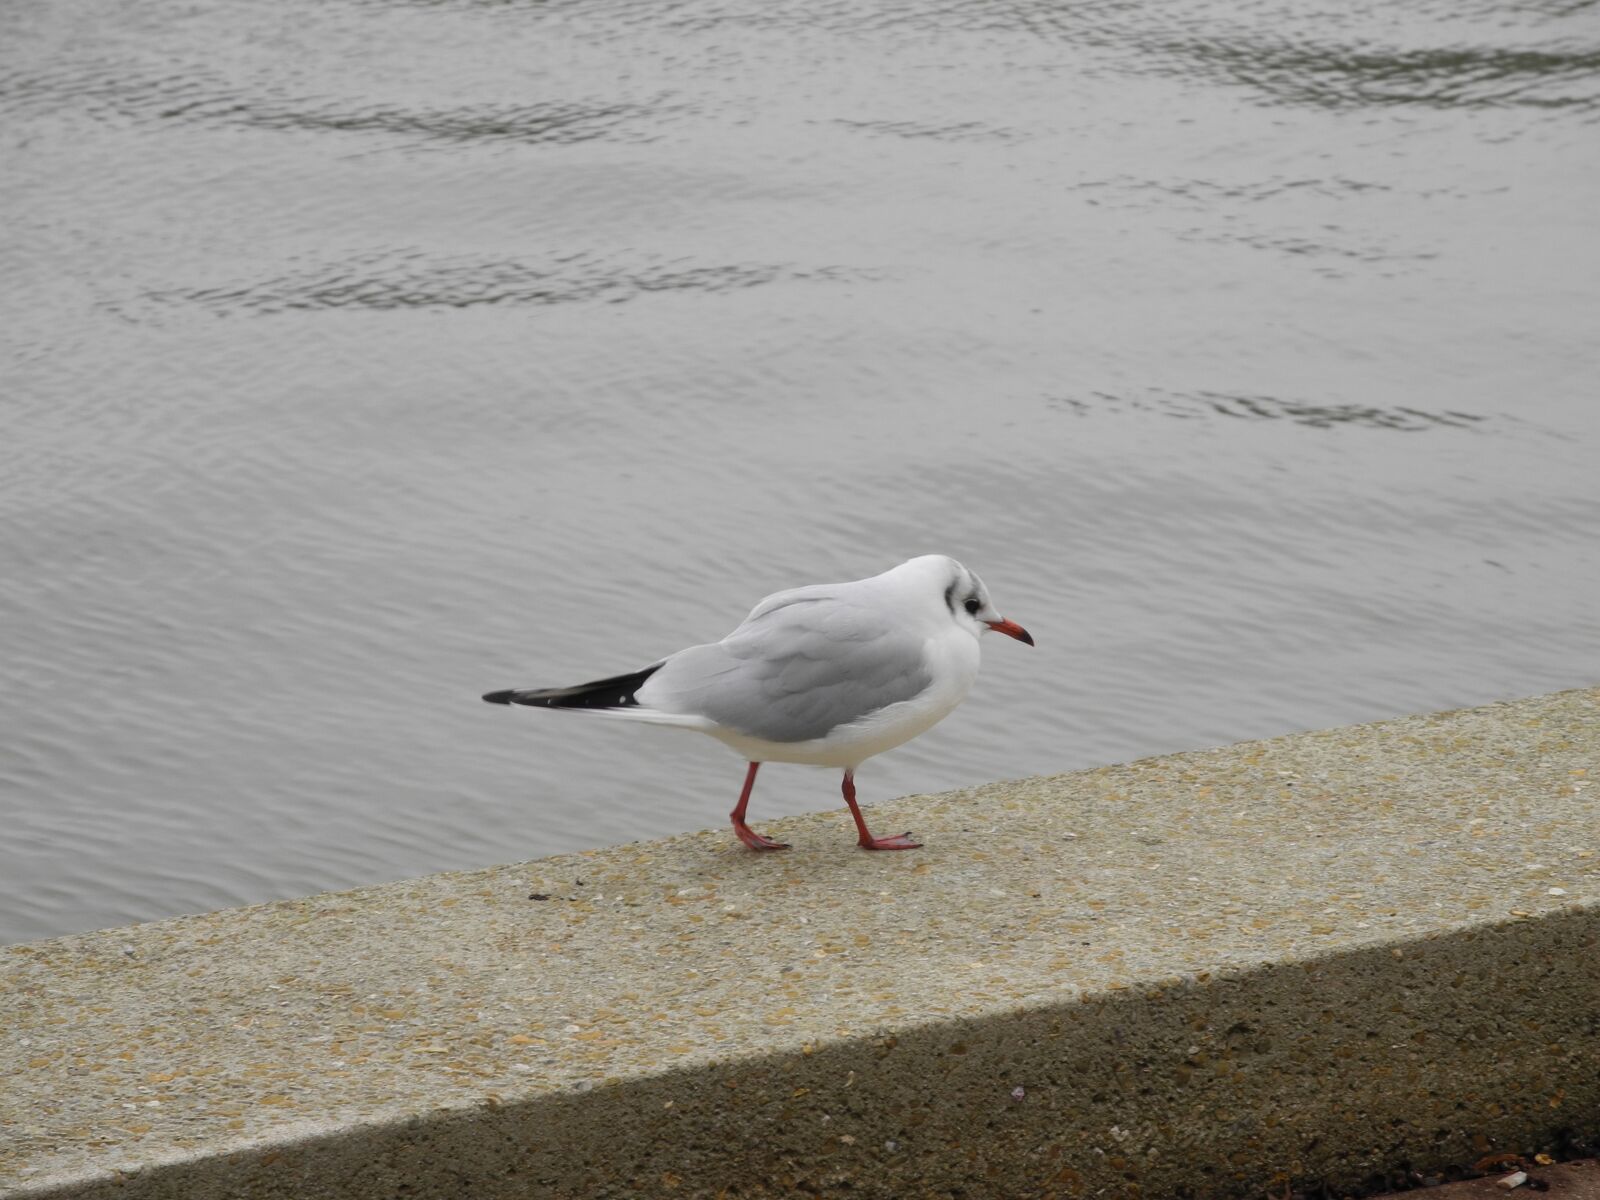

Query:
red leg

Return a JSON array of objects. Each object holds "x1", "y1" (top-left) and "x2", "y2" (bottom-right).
[
  {"x1": 842, "y1": 770, "x2": 920, "y2": 851},
  {"x1": 730, "y1": 762, "x2": 788, "y2": 851}
]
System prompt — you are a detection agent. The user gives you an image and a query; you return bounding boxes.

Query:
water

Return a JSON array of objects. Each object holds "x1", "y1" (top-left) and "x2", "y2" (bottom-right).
[{"x1": 3, "y1": 0, "x2": 1597, "y2": 946}]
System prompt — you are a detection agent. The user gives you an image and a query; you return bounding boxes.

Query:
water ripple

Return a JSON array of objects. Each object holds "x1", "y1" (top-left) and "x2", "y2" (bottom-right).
[
  {"x1": 831, "y1": 117, "x2": 1026, "y2": 143},
  {"x1": 634, "y1": 0, "x2": 1600, "y2": 115},
  {"x1": 0, "y1": 64, "x2": 675, "y2": 146},
  {"x1": 141, "y1": 251, "x2": 877, "y2": 315},
  {"x1": 1174, "y1": 226, "x2": 1439, "y2": 268},
  {"x1": 1072, "y1": 174, "x2": 1396, "y2": 211},
  {"x1": 1151, "y1": 35, "x2": 1600, "y2": 112},
  {"x1": 1049, "y1": 390, "x2": 1492, "y2": 431}
]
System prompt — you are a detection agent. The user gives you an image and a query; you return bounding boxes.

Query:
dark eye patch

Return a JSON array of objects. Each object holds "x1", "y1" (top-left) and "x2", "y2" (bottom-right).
[{"x1": 963, "y1": 597, "x2": 981, "y2": 615}]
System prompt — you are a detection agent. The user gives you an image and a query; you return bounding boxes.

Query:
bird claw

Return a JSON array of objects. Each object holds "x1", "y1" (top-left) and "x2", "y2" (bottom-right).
[
  {"x1": 860, "y1": 831, "x2": 921, "y2": 851},
  {"x1": 733, "y1": 822, "x2": 790, "y2": 852}
]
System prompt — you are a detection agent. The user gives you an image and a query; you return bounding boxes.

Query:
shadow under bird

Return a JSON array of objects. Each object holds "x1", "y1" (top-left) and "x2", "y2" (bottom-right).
[{"x1": 483, "y1": 555, "x2": 1033, "y2": 851}]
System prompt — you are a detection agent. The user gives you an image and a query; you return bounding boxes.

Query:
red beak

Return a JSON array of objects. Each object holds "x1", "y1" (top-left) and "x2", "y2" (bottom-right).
[{"x1": 986, "y1": 618, "x2": 1034, "y2": 646}]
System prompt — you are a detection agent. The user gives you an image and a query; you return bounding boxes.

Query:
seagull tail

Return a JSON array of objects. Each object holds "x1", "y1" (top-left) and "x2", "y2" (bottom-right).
[{"x1": 482, "y1": 662, "x2": 664, "y2": 712}]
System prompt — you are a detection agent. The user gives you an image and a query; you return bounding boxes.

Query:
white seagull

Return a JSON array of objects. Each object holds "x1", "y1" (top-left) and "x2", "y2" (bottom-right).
[{"x1": 483, "y1": 555, "x2": 1033, "y2": 851}]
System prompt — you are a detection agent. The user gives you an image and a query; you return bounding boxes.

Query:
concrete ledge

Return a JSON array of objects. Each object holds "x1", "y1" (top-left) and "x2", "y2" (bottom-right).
[{"x1": 3, "y1": 689, "x2": 1597, "y2": 1199}]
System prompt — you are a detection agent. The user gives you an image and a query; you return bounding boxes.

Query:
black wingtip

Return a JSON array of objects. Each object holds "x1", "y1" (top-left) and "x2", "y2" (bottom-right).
[{"x1": 480, "y1": 663, "x2": 664, "y2": 710}]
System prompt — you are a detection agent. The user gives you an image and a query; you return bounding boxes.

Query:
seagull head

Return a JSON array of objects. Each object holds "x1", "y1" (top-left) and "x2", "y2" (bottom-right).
[{"x1": 899, "y1": 555, "x2": 1034, "y2": 646}]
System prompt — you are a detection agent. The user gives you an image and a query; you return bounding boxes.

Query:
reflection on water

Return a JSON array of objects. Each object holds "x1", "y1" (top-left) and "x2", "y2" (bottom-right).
[{"x1": 2, "y1": 0, "x2": 1597, "y2": 944}]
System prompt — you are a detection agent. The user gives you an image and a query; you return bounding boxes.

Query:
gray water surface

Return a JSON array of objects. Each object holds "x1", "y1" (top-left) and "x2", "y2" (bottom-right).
[{"x1": 4, "y1": 0, "x2": 1598, "y2": 945}]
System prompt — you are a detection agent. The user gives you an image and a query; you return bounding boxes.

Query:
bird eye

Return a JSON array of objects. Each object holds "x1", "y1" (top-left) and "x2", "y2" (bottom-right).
[{"x1": 963, "y1": 597, "x2": 981, "y2": 615}]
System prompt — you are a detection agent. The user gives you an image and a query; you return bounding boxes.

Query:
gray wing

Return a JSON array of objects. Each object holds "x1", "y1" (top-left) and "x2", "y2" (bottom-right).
[{"x1": 645, "y1": 592, "x2": 933, "y2": 743}]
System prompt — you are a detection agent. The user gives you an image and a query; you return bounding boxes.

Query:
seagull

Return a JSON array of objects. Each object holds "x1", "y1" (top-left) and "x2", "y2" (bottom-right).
[{"x1": 483, "y1": 555, "x2": 1033, "y2": 851}]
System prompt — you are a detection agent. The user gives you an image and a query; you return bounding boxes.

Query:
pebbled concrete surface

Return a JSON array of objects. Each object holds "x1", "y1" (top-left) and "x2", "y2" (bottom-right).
[{"x1": 2, "y1": 688, "x2": 1597, "y2": 1199}]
